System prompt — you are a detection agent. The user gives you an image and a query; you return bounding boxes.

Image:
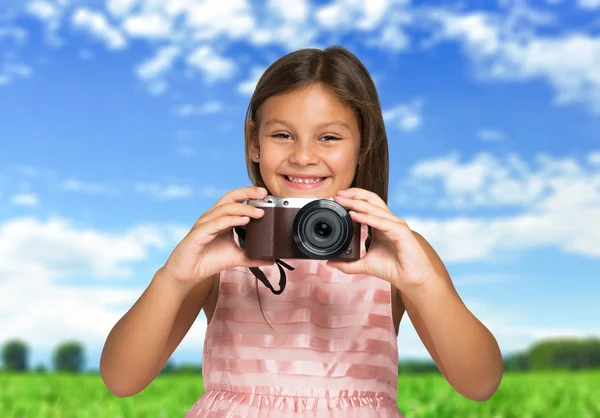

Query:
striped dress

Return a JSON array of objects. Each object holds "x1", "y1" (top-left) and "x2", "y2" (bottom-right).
[{"x1": 185, "y1": 225, "x2": 403, "y2": 417}]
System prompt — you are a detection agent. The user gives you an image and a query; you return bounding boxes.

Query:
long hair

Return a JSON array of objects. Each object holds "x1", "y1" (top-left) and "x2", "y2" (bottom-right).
[
  {"x1": 244, "y1": 45, "x2": 389, "y2": 203},
  {"x1": 242, "y1": 46, "x2": 390, "y2": 327}
]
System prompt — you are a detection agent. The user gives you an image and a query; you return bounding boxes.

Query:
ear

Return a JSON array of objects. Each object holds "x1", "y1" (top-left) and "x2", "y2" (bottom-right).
[{"x1": 246, "y1": 120, "x2": 260, "y2": 163}]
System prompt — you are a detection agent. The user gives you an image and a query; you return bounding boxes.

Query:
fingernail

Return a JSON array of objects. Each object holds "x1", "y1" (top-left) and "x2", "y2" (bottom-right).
[{"x1": 256, "y1": 187, "x2": 266, "y2": 193}]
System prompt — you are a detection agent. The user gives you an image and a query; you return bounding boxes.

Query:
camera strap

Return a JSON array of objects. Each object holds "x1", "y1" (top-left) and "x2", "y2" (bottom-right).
[
  {"x1": 233, "y1": 225, "x2": 372, "y2": 295},
  {"x1": 234, "y1": 225, "x2": 294, "y2": 295}
]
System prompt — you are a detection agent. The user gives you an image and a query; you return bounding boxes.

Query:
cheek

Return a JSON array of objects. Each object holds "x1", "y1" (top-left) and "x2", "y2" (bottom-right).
[
  {"x1": 328, "y1": 148, "x2": 358, "y2": 174},
  {"x1": 258, "y1": 150, "x2": 279, "y2": 178}
]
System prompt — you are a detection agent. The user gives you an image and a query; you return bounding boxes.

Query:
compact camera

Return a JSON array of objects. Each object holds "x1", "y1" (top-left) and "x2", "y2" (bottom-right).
[{"x1": 242, "y1": 196, "x2": 361, "y2": 260}]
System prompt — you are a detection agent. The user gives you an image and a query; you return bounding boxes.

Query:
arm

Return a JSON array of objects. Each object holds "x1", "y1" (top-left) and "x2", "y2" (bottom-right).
[
  {"x1": 99, "y1": 269, "x2": 216, "y2": 397},
  {"x1": 398, "y1": 231, "x2": 503, "y2": 402}
]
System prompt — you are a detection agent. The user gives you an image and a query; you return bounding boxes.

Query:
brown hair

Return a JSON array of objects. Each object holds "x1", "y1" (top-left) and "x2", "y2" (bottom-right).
[
  {"x1": 244, "y1": 45, "x2": 389, "y2": 203},
  {"x1": 243, "y1": 46, "x2": 389, "y2": 327}
]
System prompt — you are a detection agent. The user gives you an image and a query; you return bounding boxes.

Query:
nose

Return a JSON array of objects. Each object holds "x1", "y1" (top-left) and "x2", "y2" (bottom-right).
[{"x1": 288, "y1": 139, "x2": 319, "y2": 166}]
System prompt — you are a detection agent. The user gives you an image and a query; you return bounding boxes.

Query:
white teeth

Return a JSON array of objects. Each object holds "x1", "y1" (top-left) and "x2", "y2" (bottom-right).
[{"x1": 286, "y1": 176, "x2": 324, "y2": 184}]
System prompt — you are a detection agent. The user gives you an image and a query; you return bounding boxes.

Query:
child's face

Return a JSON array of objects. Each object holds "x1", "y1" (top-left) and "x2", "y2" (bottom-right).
[{"x1": 250, "y1": 83, "x2": 361, "y2": 198}]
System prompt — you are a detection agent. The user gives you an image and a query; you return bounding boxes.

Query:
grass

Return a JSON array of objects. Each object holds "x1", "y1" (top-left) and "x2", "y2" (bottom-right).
[{"x1": 0, "y1": 370, "x2": 598, "y2": 417}]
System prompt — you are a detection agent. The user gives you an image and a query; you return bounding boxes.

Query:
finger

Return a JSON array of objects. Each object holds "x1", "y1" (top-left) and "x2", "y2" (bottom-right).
[
  {"x1": 202, "y1": 186, "x2": 267, "y2": 221},
  {"x1": 216, "y1": 186, "x2": 268, "y2": 206},
  {"x1": 326, "y1": 259, "x2": 365, "y2": 275},
  {"x1": 336, "y1": 188, "x2": 387, "y2": 209},
  {"x1": 191, "y1": 215, "x2": 252, "y2": 246},
  {"x1": 334, "y1": 195, "x2": 401, "y2": 224},
  {"x1": 195, "y1": 202, "x2": 264, "y2": 228},
  {"x1": 347, "y1": 211, "x2": 410, "y2": 243}
]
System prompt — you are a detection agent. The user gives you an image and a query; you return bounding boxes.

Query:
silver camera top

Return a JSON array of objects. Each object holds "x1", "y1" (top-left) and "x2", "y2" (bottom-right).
[{"x1": 247, "y1": 195, "x2": 334, "y2": 208}]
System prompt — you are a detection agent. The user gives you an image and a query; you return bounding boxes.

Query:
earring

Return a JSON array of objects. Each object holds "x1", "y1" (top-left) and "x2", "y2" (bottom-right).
[{"x1": 256, "y1": 154, "x2": 260, "y2": 159}]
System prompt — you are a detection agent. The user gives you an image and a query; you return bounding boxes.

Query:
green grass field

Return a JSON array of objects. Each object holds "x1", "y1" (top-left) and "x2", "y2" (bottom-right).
[{"x1": 1, "y1": 370, "x2": 599, "y2": 417}]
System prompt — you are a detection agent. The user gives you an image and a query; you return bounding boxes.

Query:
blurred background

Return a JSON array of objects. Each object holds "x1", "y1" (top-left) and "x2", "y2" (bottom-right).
[{"x1": 1, "y1": 0, "x2": 599, "y2": 417}]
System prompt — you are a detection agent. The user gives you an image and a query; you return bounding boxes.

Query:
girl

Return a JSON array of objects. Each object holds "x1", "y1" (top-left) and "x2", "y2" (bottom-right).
[{"x1": 100, "y1": 46, "x2": 503, "y2": 417}]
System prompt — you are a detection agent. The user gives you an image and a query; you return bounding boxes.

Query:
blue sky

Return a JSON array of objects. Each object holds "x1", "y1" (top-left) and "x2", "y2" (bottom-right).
[{"x1": 1, "y1": 0, "x2": 599, "y2": 371}]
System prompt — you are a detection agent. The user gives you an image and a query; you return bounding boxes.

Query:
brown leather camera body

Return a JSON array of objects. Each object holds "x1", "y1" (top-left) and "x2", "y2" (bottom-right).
[{"x1": 243, "y1": 196, "x2": 361, "y2": 260}]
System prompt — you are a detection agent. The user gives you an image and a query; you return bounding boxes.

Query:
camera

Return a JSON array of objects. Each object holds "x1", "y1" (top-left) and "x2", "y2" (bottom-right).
[{"x1": 242, "y1": 196, "x2": 361, "y2": 260}]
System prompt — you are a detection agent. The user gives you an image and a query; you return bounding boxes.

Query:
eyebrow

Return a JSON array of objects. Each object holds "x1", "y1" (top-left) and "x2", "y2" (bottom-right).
[{"x1": 264, "y1": 119, "x2": 352, "y2": 132}]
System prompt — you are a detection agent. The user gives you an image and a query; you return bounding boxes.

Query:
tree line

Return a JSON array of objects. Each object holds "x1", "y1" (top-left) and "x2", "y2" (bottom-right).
[{"x1": 1, "y1": 337, "x2": 599, "y2": 374}]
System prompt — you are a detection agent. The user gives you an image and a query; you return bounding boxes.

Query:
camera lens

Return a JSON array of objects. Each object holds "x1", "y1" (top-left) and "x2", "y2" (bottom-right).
[
  {"x1": 293, "y1": 199, "x2": 353, "y2": 259},
  {"x1": 314, "y1": 221, "x2": 332, "y2": 238}
]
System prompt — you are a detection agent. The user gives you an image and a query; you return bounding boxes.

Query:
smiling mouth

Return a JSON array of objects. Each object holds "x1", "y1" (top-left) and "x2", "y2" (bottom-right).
[{"x1": 283, "y1": 175, "x2": 327, "y2": 184}]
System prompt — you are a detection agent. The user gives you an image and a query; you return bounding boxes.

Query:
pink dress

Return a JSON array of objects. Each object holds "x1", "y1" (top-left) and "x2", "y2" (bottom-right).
[{"x1": 185, "y1": 225, "x2": 403, "y2": 417}]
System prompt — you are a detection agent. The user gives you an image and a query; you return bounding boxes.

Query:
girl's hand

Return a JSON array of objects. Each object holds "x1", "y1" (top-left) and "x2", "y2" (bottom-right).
[
  {"x1": 161, "y1": 186, "x2": 274, "y2": 293},
  {"x1": 327, "y1": 188, "x2": 436, "y2": 293}
]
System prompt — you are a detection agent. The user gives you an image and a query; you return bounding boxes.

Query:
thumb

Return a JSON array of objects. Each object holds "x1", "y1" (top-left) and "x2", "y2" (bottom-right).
[{"x1": 326, "y1": 259, "x2": 363, "y2": 275}]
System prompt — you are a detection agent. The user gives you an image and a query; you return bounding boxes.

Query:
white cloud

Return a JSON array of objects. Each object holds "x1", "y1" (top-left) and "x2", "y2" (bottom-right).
[
  {"x1": 0, "y1": 217, "x2": 165, "y2": 279},
  {"x1": 27, "y1": 1, "x2": 59, "y2": 21},
  {"x1": 314, "y1": 1, "x2": 347, "y2": 29},
  {"x1": 134, "y1": 182, "x2": 194, "y2": 199},
  {"x1": 477, "y1": 129, "x2": 505, "y2": 141},
  {"x1": 0, "y1": 25, "x2": 32, "y2": 86},
  {"x1": 577, "y1": 0, "x2": 600, "y2": 9},
  {"x1": 135, "y1": 45, "x2": 180, "y2": 80},
  {"x1": 71, "y1": 8, "x2": 127, "y2": 50},
  {"x1": 395, "y1": 150, "x2": 600, "y2": 261},
  {"x1": 182, "y1": 0, "x2": 255, "y2": 40},
  {"x1": 383, "y1": 98, "x2": 424, "y2": 132},
  {"x1": 268, "y1": 0, "x2": 310, "y2": 22},
  {"x1": 366, "y1": 17, "x2": 411, "y2": 52},
  {"x1": 174, "y1": 101, "x2": 223, "y2": 116},
  {"x1": 49, "y1": 175, "x2": 220, "y2": 199},
  {"x1": 61, "y1": 179, "x2": 120, "y2": 197},
  {"x1": 10, "y1": 0, "x2": 413, "y2": 93},
  {"x1": 197, "y1": 185, "x2": 227, "y2": 198},
  {"x1": 186, "y1": 46, "x2": 236, "y2": 81},
  {"x1": 123, "y1": 13, "x2": 172, "y2": 38},
  {"x1": 0, "y1": 26, "x2": 28, "y2": 44},
  {"x1": 588, "y1": 152, "x2": 600, "y2": 166},
  {"x1": 0, "y1": 62, "x2": 32, "y2": 86},
  {"x1": 237, "y1": 66, "x2": 266, "y2": 96},
  {"x1": 8, "y1": 1, "x2": 600, "y2": 112},
  {"x1": 107, "y1": 0, "x2": 138, "y2": 17},
  {"x1": 10, "y1": 193, "x2": 39, "y2": 207},
  {"x1": 0, "y1": 216, "x2": 185, "y2": 353},
  {"x1": 424, "y1": 8, "x2": 600, "y2": 114},
  {"x1": 315, "y1": 0, "x2": 400, "y2": 31}
]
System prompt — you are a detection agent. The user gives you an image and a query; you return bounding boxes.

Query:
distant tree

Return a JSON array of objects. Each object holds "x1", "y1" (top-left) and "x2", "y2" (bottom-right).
[
  {"x1": 160, "y1": 360, "x2": 176, "y2": 375},
  {"x1": 528, "y1": 338, "x2": 600, "y2": 370},
  {"x1": 503, "y1": 353, "x2": 530, "y2": 371},
  {"x1": 34, "y1": 363, "x2": 47, "y2": 373},
  {"x1": 53, "y1": 341, "x2": 84, "y2": 373},
  {"x1": 398, "y1": 359, "x2": 439, "y2": 374},
  {"x1": 1, "y1": 339, "x2": 29, "y2": 371},
  {"x1": 174, "y1": 363, "x2": 202, "y2": 374}
]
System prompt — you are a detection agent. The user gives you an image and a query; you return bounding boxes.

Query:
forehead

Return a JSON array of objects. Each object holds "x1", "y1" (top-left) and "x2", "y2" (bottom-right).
[{"x1": 259, "y1": 84, "x2": 358, "y2": 130}]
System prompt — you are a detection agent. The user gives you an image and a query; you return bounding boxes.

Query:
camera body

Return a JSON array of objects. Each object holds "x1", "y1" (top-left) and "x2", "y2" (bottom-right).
[{"x1": 243, "y1": 196, "x2": 361, "y2": 260}]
